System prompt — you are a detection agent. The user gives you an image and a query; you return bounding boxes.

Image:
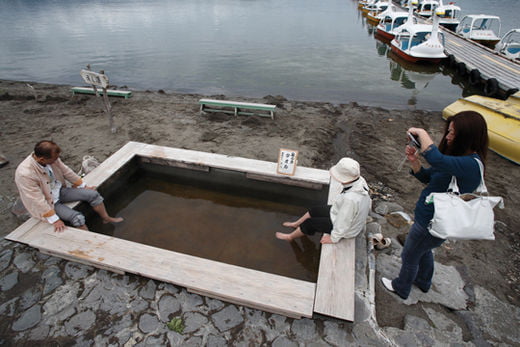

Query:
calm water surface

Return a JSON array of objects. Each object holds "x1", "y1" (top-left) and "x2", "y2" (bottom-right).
[
  {"x1": 0, "y1": 0, "x2": 518, "y2": 110},
  {"x1": 87, "y1": 174, "x2": 321, "y2": 282}
]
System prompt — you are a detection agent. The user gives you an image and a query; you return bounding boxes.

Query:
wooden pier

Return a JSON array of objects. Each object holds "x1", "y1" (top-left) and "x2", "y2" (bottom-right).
[
  {"x1": 442, "y1": 29, "x2": 520, "y2": 96},
  {"x1": 386, "y1": 1, "x2": 520, "y2": 97}
]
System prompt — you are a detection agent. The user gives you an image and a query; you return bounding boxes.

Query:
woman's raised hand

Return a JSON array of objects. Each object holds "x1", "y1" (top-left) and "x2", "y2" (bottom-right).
[
  {"x1": 405, "y1": 145, "x2": 419, "y2": 161},
  {"x1": 407, "y1": 127, "x2": 434, "y2": 153}
]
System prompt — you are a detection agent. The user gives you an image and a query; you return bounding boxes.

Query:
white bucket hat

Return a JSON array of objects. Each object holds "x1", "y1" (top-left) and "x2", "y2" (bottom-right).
[{"x1": 330, "y1": 158, "x2": 360, "y2": 183}]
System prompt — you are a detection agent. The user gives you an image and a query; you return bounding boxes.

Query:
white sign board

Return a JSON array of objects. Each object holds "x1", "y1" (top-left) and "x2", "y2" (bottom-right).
[
  {"x1": 276, "y1": 149, "x2": 298, "y2": 176},
  {"x1": 80, "y1": 69, "x2": 109, "y2": 88}
]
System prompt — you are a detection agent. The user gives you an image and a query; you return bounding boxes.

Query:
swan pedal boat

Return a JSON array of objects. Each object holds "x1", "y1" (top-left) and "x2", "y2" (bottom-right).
[
  {"x1": 390, "y1": 22, "x2": 447, "y2": 63},
  {"x1": 435, "y1": 0, "x2": 461, "y2": 31},
  {"x1": 415, "y1": 0, "x2": 439, "y2": 18},
  {"x1": 495, "y1": 29, "x2": 520, "y2": 62},
  {"x1": 366, "y1": 3, "x2": 396, "y2": 25},
  {"x1": 456, "y1": 14, "x2": 501, "y2": 48},
  {"x1": 376, "y1": 10, "x2": 411, "y2": 41},
  {"x1": 362, "y1": 0, "x2": 390, "y2": 15}
]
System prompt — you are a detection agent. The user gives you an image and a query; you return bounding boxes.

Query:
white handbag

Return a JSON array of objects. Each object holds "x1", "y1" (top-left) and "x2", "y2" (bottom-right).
[{"x1": 426, "y1": 159, "x2": 504, "y2": 240}]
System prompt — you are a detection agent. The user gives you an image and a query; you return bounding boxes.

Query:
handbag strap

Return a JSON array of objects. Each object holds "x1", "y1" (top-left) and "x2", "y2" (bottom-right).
[
  {"x1": 447, "y1": 157, "x2": 487, "y2": 194},
  {"x1": 473, "y1": 158, "x2": 488, "y2": 194},
  {"x1": 447, "y1": 176, "x2": 460, "y2": 194}
]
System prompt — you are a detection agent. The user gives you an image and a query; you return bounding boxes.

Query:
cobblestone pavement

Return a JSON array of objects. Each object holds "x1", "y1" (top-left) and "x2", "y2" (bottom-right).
[{"x1": 1, "y1": 203, "x2": 519, "y2": 346}]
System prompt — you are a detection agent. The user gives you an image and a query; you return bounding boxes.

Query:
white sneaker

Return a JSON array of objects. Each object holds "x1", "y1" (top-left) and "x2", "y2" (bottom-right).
[{"x1": 381, "y1": 277, "x2": 394, "y2": 292}]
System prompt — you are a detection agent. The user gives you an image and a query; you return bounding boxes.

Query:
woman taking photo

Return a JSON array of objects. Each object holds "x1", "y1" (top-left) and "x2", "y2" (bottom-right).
[{"x1": 382, "y1": 111, "x2": 489, "y2": 299}]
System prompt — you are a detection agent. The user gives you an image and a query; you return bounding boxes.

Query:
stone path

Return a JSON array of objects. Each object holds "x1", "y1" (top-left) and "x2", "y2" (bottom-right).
[{"x1": 1, "y1": 201, "x2": 519, "y2": 345}]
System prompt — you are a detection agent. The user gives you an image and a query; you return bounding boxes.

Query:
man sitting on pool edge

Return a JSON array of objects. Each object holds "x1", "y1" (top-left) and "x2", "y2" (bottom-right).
[
  {"x1": 275, "y1": 157, "x2": 371, "y2": 244},
  {"x1": 15, "y1": 140, "x2": 123, "y2": 232}
]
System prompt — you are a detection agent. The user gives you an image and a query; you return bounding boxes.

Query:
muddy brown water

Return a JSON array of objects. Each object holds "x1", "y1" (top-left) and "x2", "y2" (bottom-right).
[{"x1": 80, "y1": 161, "x2": 328, "y2": 282}]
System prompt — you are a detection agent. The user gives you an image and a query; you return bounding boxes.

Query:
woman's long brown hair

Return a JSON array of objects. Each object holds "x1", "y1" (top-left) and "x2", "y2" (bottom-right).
[{"x1": 438, "y1": 111, "x2": 489, "y2": 164}]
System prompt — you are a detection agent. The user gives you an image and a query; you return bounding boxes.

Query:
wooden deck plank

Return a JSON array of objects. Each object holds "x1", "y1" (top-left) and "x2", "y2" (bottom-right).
[
  {"x1": 314, "y1": 179, "x2": 356, "y2": 321},
  {"x1": 83, "y1": 142, "x2": 142, "y2": 186},
  {"x1": 39, "y1": 249, "x2": 126, "y2": 275},
  {"x1": 131, "y1": 142, "x2": 330, "y2": 185},
  {"x1": 314, "y1": 239, "x2": 356, "y2": 321},
  {"x1": 4, "y1": 217, "x2": 41, "y2": 243},
  {"x1": 18, "y1": 223, "x2": 316, "y2": 318}
]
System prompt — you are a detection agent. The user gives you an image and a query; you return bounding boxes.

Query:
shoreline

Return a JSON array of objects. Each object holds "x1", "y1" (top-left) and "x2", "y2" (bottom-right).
[
  {"x1": 1, "y1": 79, "x2": 519, "y2": 343},
  {"x1": 3, "y1": 78, "x2": 449, "y2": 112}
]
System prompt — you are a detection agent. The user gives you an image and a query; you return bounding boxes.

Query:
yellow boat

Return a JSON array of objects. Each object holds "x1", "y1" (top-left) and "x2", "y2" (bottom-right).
[{"x1": 442, "y1": 92, "x2": 520, "y2": 165}]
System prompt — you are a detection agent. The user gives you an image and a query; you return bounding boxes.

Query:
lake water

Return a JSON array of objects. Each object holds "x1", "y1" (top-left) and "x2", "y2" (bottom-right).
[{"x1": 0, "y1": 0, "x2": 518, "y2": 110}]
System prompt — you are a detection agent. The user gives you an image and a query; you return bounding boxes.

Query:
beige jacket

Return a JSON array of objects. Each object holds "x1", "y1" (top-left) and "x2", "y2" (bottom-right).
[
  {"x1": 330, "y1": 176, "x2": 372, "y2": 243},
  {"x1": 15, "y1": 154, "x2": 83, "y2": 221}
]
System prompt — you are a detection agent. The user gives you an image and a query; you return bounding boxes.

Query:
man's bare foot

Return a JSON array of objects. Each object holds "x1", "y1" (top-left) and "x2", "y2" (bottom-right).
[
  {"x1": 275, "y1": 232, "x2": 293, "y2": 241},
  {"x1": 103, "y1": 216, "x2": 124, "y2": 224},
  {"x1": 282, "y1": 221, "x2": 297, "y2": 228}
]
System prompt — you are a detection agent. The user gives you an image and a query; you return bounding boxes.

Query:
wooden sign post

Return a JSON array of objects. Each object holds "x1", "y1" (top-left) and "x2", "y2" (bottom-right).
[
  {"x1": 80, "y1": 65, "x2": 116, "y2": 133},
  {"x1": 276, "y1": 149, "x2": 298, "y2": 176}
]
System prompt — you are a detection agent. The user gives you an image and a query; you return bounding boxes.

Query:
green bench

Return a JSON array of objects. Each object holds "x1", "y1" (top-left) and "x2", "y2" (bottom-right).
[
  {"x1": 71, "y1": 87, "x2": 133, "y2": 99},
  {"x1": 199, "y1": 99, "x2": 276, "y2": 119}
]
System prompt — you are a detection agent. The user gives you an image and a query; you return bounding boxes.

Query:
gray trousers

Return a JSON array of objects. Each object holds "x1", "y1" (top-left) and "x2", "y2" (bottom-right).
[{"x1": 54, "y1": 187, "x2": 104, "y2": 227}]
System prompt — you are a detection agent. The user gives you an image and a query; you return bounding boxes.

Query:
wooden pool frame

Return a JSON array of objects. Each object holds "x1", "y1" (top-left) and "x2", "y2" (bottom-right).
[{"x1": 6, "y1": 142, "x2": 356, "y2": 320}]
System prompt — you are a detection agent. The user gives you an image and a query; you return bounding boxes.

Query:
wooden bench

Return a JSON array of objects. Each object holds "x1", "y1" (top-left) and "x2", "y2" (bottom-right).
[
  {"x1": 71, "y1": 87, "x2": 133, "y2": 99},
  {"x1": 199, "y1": 99, "x2": 276, "y2": 119}
]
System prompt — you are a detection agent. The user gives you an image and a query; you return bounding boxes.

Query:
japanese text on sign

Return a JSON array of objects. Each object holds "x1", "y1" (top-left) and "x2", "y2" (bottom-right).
[
  {"x1": 80, "y1": 69, "x2": 109, "y2": 88},
  {"x1": 276, "y1": 149, "x2": 298, "y2": 176}
]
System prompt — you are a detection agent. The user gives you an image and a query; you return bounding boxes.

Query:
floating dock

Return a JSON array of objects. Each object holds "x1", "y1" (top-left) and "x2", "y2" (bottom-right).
[
  {"x1": 389, "y1": 2, "x2": 520, "y2": 97},
  {"x1": 442, "y1": 29, "x2": 520, "y2": 96}
]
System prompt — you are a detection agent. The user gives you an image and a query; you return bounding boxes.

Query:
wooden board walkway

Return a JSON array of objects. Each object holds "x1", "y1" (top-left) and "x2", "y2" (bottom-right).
[
  {"x1": 5, "y1": 142, "x2": 358, "y2": 321},
  {"x1": 442, "y1": 29, "x2": 520, "y2": 92}
]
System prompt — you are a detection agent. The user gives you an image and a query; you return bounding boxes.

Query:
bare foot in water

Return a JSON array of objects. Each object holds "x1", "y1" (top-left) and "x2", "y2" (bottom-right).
[
  {"x1": 103, "y1": 217, "x2": 124, "y2": 224},
  {"x1": 275, "y1": 232, "x2": 293, "y2": 241},
  {"x1": 282, "y1": 221, "x2": 298, "y2": 228}
]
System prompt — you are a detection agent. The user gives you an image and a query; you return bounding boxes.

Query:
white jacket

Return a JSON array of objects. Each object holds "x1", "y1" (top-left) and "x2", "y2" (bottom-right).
[{"x1": 330, "y1": 177, "x2": 371, "y2": 243}]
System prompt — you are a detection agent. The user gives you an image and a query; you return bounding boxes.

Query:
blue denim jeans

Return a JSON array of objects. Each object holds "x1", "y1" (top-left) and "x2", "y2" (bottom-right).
[{"x1": 391, "y1": 223, "x2": 445, "y2": 299}]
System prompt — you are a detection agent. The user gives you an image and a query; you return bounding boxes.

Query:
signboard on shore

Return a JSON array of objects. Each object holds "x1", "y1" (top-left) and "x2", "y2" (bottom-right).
[
  {"x1": 80, "y1": 69, "x2": 109, "y2": 88},
  {"x1": 277, "y1": 149, "x2": 298, "y2": 176}
]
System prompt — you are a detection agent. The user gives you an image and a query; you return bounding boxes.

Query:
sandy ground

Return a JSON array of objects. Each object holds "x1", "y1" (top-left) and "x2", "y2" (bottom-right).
[{"x1": 1, "y1": 79, "x2": 518, "y2": 330}]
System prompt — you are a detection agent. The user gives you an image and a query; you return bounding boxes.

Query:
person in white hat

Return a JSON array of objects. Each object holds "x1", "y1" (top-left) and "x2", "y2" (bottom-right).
[{"x1": 276, "y1": 157, "x2": 371, "y2": 244}]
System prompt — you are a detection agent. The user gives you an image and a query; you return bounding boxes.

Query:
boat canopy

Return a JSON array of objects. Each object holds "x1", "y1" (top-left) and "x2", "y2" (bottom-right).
[
  {"x1": 457, "y1": 15, "x2": 501, "y2": 31},
  {"x1": 435, "y1": 0, "x2": 461, "y2": 18},
  {"x1": 496, "y1": 29, "x2": 520, "y2": 60}
]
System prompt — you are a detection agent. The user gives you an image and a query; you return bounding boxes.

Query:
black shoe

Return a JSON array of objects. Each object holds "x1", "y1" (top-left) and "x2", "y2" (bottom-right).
[{"x1": 414, "y1": 282, "x2": 429, "y2": 293}]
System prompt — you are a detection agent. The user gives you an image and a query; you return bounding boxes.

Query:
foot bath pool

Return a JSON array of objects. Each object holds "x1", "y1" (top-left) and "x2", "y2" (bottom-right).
[{"x1": 7, "y1": 142, "x2": 357, "y2": 320}]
